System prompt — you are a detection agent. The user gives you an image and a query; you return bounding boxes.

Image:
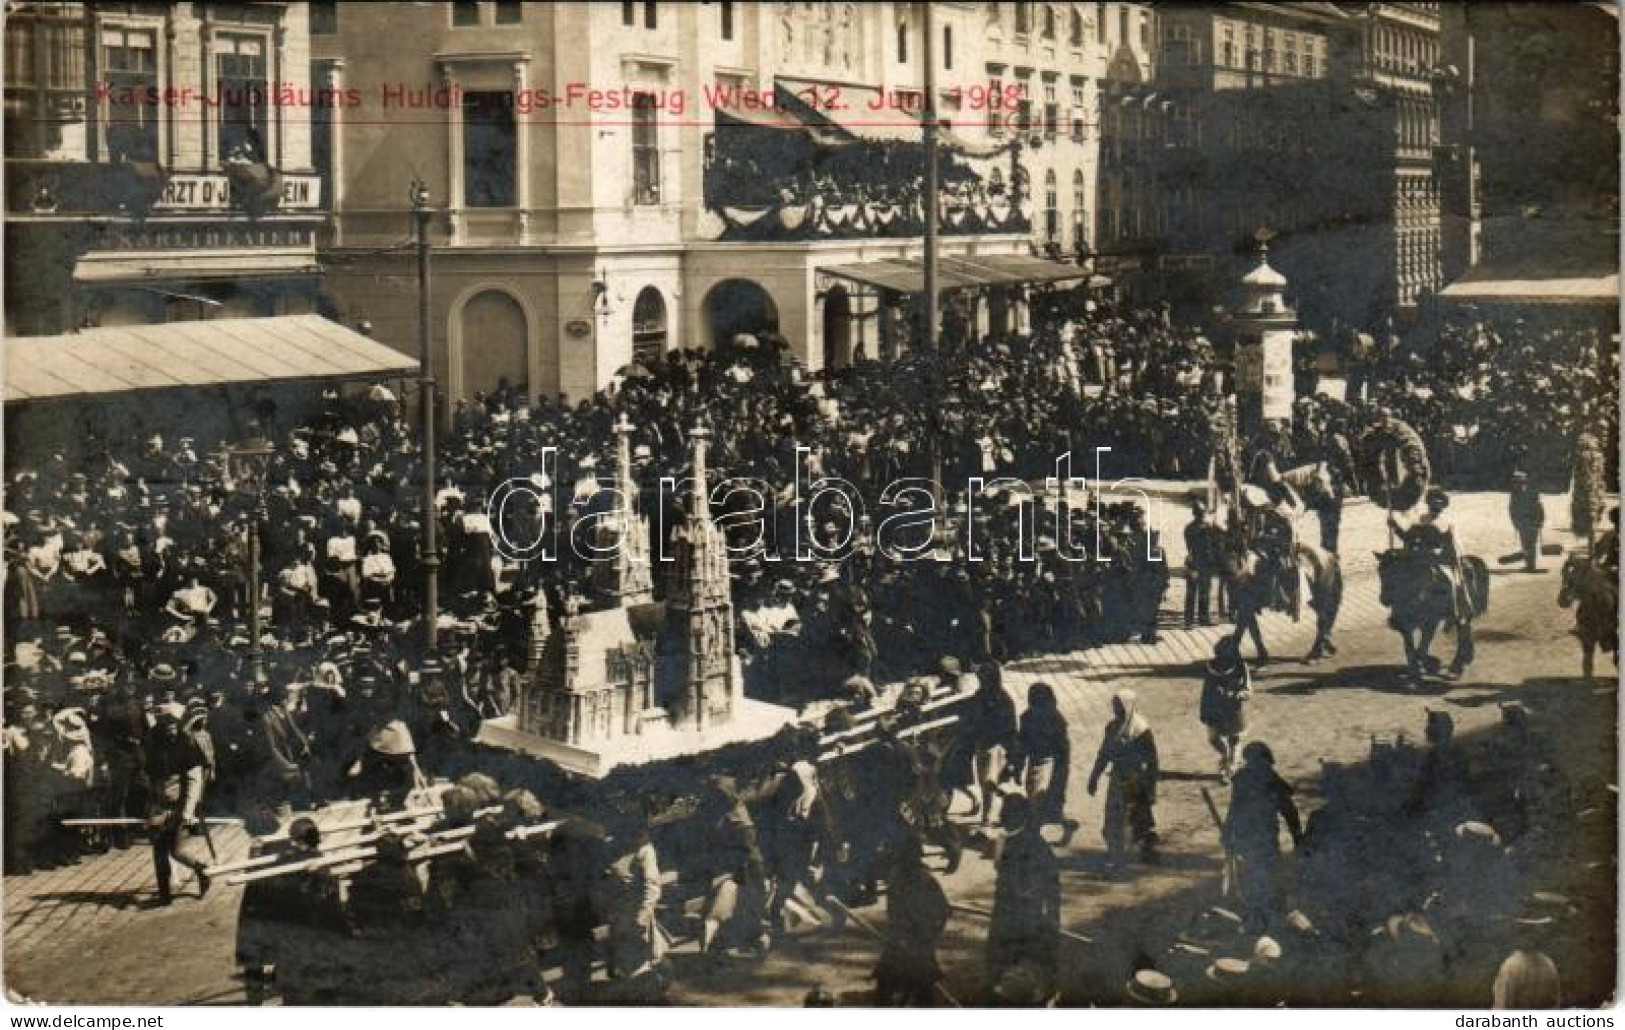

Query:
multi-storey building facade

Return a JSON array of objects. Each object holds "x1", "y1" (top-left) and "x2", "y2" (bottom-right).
[
  {"x1": 1438, "y1": 1, "x2": 1619, "y2": 294},
  {"x1": 312, "y1": 1, "x2": 1110, "y2": 404},
  {"x1": 3, "y1": 1, "x2": 326, "y2": 335},
  {"x1": 1349, "y1": 2, "x2": 1444, "y2": 312},
  {"x1": 1107, "y1": 1, "x2": 1445, "y2": 331}
]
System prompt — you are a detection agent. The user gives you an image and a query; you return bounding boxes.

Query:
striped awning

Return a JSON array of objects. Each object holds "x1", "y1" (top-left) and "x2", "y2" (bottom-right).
[
  {"x1": 819, "y1": 253, "x2": 1092, "y2": 294},
  {"x1": 5, "y1": 315, "x2": 418, "y2": 403}
]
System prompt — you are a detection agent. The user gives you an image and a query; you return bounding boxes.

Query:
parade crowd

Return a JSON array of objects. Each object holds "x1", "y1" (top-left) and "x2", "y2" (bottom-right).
[{"x1": 2, "y1": 288, "x2": 1615, "y2": 1006}]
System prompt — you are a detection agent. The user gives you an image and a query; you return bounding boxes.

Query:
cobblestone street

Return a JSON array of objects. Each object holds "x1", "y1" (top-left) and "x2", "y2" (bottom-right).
[{"x1": 4, "y1": 491, "x2": 1616, "y2": 1006}]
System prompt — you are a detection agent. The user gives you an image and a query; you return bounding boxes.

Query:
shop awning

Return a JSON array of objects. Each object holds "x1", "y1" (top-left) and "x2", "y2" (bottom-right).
[
  {"x1": 1438, "y1": 269, "x2": 1619, "y2": 307},
  {"x1": 73, "y1": 247, "x2": 321, "y2": 284},
  {"x1": 820, "y1": 254, "x2": 1091, "y2": 294},
  {"x1": 5, "y1": 314, "x2": 418, "y2": 403}
]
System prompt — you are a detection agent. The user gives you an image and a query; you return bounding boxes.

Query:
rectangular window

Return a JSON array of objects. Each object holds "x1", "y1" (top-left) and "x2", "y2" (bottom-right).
[
  {"x1": 495, "y1": 1, "x2": 522, "y2": 24},
  {"x1": 632, "y1": 92, "x2": 660, "y2": 205},
  {"x1": 1118, "y1": 8, "x2": 1128, "y2": 47},
  {"x1": 1305, "y1": 53, "x2": 1316, "y2": 77},
  {"x1": 1044, "y1": 80, "x2": 1058, "y2": 137},
  {"x1": 720, "y1": 1, "x2": 734, "y2": 40},
  {"x1": 1285, "y1": 51, "x2": 1297, "y2": 73},
  {"x1": 309, "y1": 1, "x2": 338, "y2": 35},
  {"x1": 623, "y1": 1, "x2": 636, "y2": 25},
  {"x1": 1015, "y1": 76, "x2": 1032, "y2": 131},
  {"x1": 102, "y1": 27, "x2": 159, "y2": 162},
  {"x1": 1097, "y1": 2, "x2": 1106, "y2": 43},
  {"x1": 217, "y1": 35, "x2": 268, "y2": 161},
  {"x1": 645, "y1": 1, "x2": 657, "y2": 29},
  {"x1": 463, "y1": 90, "x2": 517, "y2": 207},
  {"x1": 452, "y1": 1, "x2": 480, "y2": 27},
  {"x1": 312, "y1": 67, "x2": 336, "y2": 195},
  {"x1": 1014, "y1": 2, "x2": 1030, "y2": 35},
  {"x1": 944, "y1": 25, "x2": 953, "y2": 70},
  {"x1": 988, "y1": 74, "x2": 1004, "y2": 135},
  {"x1": 1071, "y1": 79, "x2": 1085, "y2": 108}
]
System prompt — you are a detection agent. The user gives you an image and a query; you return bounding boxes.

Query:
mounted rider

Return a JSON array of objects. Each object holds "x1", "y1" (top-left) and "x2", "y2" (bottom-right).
[
  {"x1": 1239, "y1": 448, "x2": 1305, "y2": 615},
  {"x1": 1387, "y1": 487, "x2": 1467, "y2": 618}
]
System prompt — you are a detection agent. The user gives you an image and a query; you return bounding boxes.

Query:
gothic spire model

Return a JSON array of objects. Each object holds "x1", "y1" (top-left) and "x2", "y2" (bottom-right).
[
  {"x1": 591, "y1": 413, "x2": 654, "y2": 607},
  {"x1": 667, "y1": 424, "x2": 738, "y2": 731}
]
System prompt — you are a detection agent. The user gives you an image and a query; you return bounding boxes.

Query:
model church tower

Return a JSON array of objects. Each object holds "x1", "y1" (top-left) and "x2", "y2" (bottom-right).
[
  {"x1": 591, "y1": 413, "x2": 654, "y2": 607},
  {"x1": 665, "y1": 425, "x2": 740, "y2": 731}
]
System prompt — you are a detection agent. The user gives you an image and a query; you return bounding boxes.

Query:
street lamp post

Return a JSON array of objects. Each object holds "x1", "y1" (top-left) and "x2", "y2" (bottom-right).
[
  {"x1": 412, "y1": 180, "x2": 440, "y2": 655},
  {"x1": 229, "y1": 426, "x2": 275, "y2": 678}
]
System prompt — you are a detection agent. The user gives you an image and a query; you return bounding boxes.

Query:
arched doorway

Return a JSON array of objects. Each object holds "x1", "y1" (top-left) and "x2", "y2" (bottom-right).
[
  {"x1": 821, "y1": 285, "x2": 852, "y2": 370},
  {"x1": 632, "y1": 286, "x2": 667, "y2": 366},
  {"x1": 459, "y1": 289, "x2": 528, "y2": 400},
  {"x1": 702, "y1": 278, "x2": 778, "y2": 348}
]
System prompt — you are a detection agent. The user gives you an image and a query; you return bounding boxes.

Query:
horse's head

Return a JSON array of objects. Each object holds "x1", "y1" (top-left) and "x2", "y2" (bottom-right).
[{"x1": 1558, "y1": 554, "x2": 1583, "y2": 608}]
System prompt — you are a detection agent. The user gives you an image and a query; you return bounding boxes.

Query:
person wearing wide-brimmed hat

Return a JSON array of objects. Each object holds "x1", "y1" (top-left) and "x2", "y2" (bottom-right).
[{"x1": 144, "y1": 702, "x2": 212, "y2": 905}]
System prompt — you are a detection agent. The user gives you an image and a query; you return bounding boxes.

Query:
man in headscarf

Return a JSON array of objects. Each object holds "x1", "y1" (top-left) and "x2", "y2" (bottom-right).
[{"x1": 1087, "y1": 690, "x2": 1160, "y2": 870}]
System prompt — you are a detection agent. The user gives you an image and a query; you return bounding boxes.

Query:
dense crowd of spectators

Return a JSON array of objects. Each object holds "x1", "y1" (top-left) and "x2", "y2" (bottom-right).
[{"x1": 1, "y1": 289, "x2": 1613, "y2": 1003}]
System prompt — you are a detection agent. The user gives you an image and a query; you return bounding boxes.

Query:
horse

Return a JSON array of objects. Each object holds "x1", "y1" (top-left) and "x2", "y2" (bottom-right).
[
  {"x1": 1375, "y1": 550, "x2": 1490, "y2": 681},
  {"x1": 1214, "y1": 521, "x2": 1343, "y2": 664},
  {"x1": 1277, "y1": 461, "x2": 1337, "y2": 510},
  {"x1": 1558, "y1": 552, "x2": 1618, "y2": 681}
]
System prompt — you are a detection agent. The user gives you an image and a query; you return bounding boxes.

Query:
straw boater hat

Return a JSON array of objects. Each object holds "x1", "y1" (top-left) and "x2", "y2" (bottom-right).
[
  {"x1": 1125, "y1": 969, "x2": 1178, "y2": 1006},
  {"x1": 1204, "y1": 957, "x2": 1250, "y2": 983}
]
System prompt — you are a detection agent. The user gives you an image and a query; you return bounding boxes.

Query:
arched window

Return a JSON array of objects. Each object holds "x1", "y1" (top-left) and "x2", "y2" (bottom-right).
[
  {"x1": 632, "y1": 286, "x2": 667, "y2": 364},
  {"x1": 1070, "y1": 6, "x2": 1084, "y2": 46},
  {"x1": 896, "y1": 18, "x2": 908, "y2": 63},
  {"x1": 1042, "y1": 3, "x2": 1056, "y2": 38}
]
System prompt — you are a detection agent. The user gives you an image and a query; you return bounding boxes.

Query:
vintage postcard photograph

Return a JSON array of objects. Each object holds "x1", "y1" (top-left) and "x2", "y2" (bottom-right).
[{"x1": 0, "y1": 0, "x2": 1619, "y2": 1015}]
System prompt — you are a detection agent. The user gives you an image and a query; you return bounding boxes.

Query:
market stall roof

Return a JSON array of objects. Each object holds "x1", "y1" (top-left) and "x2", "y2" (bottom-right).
[
  {"x1": 1438, "y1": 268, "x2": 1619, "y2": 307},
  {"x1": 5, "y1": 315, "x2": 418, "y2": 403},
  {"x1": 819, "y1": 253, "x2": 1095, "y2": 294}
]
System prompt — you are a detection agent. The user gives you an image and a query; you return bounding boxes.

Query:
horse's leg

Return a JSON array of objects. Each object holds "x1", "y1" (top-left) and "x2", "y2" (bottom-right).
[
  {"x1": 1417, "y1": 621, "x2": 1440, "y2": 676},
  {"x1": 1244, "y1": 608, "x2": 1268, "y2": 664},
  {"x1": 1399, "y1": 625, "x2": 1419, "y2": 678},
  {"x1": 1582, "y1": 638, "x2": 1595, "y2": 682},
  {"x1": 1450, "y1": 617, "x2": 1474, "y2": 676}
]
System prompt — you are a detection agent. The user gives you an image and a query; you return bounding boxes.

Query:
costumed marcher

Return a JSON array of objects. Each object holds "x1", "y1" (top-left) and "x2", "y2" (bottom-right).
[
  {"x1": 1005, "y1": 682, "x2": 1076, "y2": 845},
  {"x1": 1200, "y1": 638, "x2": 1251, "y2": 783},
  {"x1": 985, "y1": 794, "x2": 1061, "y2": 1005},
  {"x1": 872, "y1": 835, "x2": 950, "y2": 1007},
  {"x1": 1223, "y1": 741, "x2": 1303, "y2": 933}
]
